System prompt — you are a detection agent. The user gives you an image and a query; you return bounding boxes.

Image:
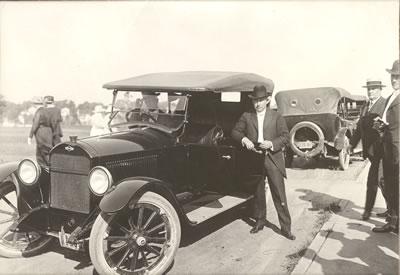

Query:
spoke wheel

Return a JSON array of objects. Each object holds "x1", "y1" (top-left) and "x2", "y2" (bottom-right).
[
  {"x1": 0, "y1": 180, "x2": 52, "y2": 258},
  {"x1": 90, "y1": 192, "x2": 181, "y2": 275}
]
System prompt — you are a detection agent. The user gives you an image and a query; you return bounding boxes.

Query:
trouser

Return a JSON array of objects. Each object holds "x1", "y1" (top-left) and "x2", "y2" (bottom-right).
[
  {"x1": 264, "y1": 156, "x2": 291, "y2": 233},
  {"x1": 382, "y1": 143, "x2": 399, "y2": 227},
  {"x1": 364, "y1": 157, "x2": 388, "y2": 212},
  {"x1": 253, "y1": 177, "x2": 267, "y2": 221}
]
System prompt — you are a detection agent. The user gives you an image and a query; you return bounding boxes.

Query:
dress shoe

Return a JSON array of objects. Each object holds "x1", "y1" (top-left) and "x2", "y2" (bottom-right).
[
  {"x1": 281, "y1": 230, "x2": 296, "y2": 240},
  {"x1": 250, "y1": 220, "x2": 266, "y2": 234},
  {"x1": 361, "y1": 211, "x2": 371, "y2": 221},
  {"x1": 372, "y1": 223, "x2": 395, "y2": 233},
  {"x1": 376, "y1": 210, "x2": 389, "y2": 218}
]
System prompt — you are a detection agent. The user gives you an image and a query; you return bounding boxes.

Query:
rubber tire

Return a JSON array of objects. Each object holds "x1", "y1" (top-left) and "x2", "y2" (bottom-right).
[
  {"x1": 338, "y1": 137, "x2": 350, "y2": 170},
  {"x1": 89, "y1": 191, "x2": 181, "y2": 275},
  {"x1": 289, "y1": 121, "x2": 325, "y2": 158},
  {"x1": 0, "y1": 180, "x2": 53, "y2": 258}
]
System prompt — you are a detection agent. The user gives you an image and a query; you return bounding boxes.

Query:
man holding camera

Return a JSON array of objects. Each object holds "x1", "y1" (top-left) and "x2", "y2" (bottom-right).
[{"x1": 349, "y1": 79, "x2": 388, "y2": 221}]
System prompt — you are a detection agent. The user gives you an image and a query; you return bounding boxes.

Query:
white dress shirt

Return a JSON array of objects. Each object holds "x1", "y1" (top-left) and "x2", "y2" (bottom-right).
[
  {"x1": 382, "y1": 89, "x2": 399, "y2": 123},
  {"x1": 257, "y1": 109, "x2": 266, "y2": 143}
]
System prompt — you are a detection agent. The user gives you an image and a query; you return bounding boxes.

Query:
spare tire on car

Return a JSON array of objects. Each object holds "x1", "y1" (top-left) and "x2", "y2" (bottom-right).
[{"x1": 289, "y1": 121, "x2": 325, "y2": 159}]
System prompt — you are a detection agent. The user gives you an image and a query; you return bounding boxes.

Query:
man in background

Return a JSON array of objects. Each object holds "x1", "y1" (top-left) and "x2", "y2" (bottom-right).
[
  {"x1": 349, "y1": 78, "x2": 388, "y2": 220},
  {"x1": 44, "y1": 95, "x2": 63, "y2": 145},
  {"x1": 373, "y1": 60, "x2": 400, "y2": 233},
  {"x1": 90, "y1": 105, "x2": 109, "y2": 136},
  {"x1": 28, "y1": 97, "x2": 52, "y2": 166}
]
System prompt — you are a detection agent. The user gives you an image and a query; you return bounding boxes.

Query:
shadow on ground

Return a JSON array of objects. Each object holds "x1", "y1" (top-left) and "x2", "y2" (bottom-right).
[
  {"x1": 180, "y1": 204, "x2": 251, "y2": 246},
  {"x1": 290, "y1": 155, "x2": 365, "y2": 171},
  {"x1": 49, "y1": 243, "x2": 93, "y2": 272},
  {"x1": 297, "y1": 188, "x2": 398, "y2": 274},
  {"x1": 296, "y1": 188, "x2": 386, "y2": 226}
]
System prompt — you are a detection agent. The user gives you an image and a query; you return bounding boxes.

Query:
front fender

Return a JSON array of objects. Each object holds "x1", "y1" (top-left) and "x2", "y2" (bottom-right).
[
  {"x1": 334, "y1": 127, "x2": 349, "y2": 150},
  {"x1": 0, "y1": 161, "x2": 19, "y2": 183},
  {"x1": 99, "y1": 178, "x2": 150, "y2": 213},
  {"x1": 0, "y1": 161, "x2": 50, "y2": 216},
  {"x1": 99, "y1": 177, "x2": 198, "y2": 229},
  {"x1": 100, "y1": 177, "x2": 176, "y2": 214},
  {"x1": 0, "y1": 162, "x2": 21, "y2": 197}
]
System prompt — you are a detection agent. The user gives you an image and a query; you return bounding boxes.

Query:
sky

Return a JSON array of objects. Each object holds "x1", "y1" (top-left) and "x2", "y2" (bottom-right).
[{"x1": 0, "y1": 1, "x2": 398, "y2": 105}]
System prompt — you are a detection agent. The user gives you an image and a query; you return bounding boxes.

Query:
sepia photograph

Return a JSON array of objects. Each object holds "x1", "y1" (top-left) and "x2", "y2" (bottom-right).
[{"x1": 0, "y1": 1, "x2": 398, "y2": 274}]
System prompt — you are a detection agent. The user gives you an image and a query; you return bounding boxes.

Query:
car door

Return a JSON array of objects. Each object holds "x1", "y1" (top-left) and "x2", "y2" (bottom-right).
[
  {"x1": 182, "y1": 92, "x2": 237, "y2": 193},
  {"x1": 185, "y1": 142, "x2": 236, "y2": 194}
]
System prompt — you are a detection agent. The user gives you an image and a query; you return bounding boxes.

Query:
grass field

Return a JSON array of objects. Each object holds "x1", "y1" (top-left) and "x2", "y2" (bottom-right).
[{"x1": 0, "y1": 126, "x2": 90, "y2": 163}]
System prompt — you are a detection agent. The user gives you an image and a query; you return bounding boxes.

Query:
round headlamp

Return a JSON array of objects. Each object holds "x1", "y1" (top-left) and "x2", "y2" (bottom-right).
[
  {"x1": 88, "y1": 166, "x2": 112, "y2": 196},
  {"x1": 18, "y1": 159, "x2": 41, "y2": 186}
]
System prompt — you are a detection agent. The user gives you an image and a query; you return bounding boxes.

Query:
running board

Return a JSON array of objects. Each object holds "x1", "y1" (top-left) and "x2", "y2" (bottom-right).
[{"x1": 184, "y1": 193, "x2": 253, "y2": 224}]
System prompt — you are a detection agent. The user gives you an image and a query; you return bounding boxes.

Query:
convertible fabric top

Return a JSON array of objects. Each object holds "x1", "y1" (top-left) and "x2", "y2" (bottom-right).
[
  {"x1": 103, "y1": 71, "x2": 274, "y2": 93},
  {"x1": 275, "y1": 87, "x2": 367, "y2": 115}
]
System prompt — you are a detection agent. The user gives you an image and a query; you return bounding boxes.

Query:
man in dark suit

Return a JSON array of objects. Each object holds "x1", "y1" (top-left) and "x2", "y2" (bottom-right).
[
  {"x1": 232, "y1": 85, "x2": 295, "y2": 240},
  {"x1": 349, "y1": 79, "x2": 388, "y2": 220},
  {"x1": 373, "y1": 60, "x2": 400, "y2": 233},
  {"x1": 43, "y1": 96, "x2": 63, "y2": 146},
  {"x1": 28, "y1": 97, "x2": 52, "y2": 166}
]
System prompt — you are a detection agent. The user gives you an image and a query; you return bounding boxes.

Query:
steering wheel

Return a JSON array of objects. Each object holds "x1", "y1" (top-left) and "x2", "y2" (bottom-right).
[
  {"x1": 139, "y1": 112, "x2": 157, "y2": 123},
  {"x1": 125, "y1": 110, "x2": 136, "y2": 122}
]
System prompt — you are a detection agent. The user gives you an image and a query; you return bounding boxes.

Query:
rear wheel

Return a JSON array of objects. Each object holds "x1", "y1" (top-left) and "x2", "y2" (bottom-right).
[
  {"x1": 89, "y1": 192, "x2": 181, "y2": 275},
  {"x1": 0, "y1": 180, "x2": 53, "y2": 257}
]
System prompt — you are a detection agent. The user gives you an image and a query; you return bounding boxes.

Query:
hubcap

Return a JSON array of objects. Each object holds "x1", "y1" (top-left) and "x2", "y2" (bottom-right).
[{"x1": 136, "y1": 236, "x2": 146, "y2": 246}]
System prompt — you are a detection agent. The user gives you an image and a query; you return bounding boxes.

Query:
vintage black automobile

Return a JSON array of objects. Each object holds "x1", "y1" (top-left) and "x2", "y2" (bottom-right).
[
  {"x1": 275, "y1": 87, "x2": 366, "y2": 170},
  {"x1": 0, "y1": 71, "x2": 273, "y2": 274}
]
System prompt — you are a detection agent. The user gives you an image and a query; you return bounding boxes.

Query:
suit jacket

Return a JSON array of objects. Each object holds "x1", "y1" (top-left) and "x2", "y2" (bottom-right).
[
  {"x1": 29, "y1": 107, "x2": 53, "y2": 150},
  {"x1": 350, "y1": 96, "x2": 386, "y2": 159},
  {"x1": 383, "y1": 92, "x2": 400, "y2": 164},
  {"x1": 231, "y1": 108, "x2": 289, "y2": 178},
  {"x1": 44, "y1": 107, "x2": 63, "y2": 145}
]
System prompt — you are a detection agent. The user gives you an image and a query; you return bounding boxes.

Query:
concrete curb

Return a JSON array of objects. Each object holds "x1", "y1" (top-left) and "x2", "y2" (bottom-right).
[{"x1": 291, "y1": 199, "x2": 351, "y2": 274}]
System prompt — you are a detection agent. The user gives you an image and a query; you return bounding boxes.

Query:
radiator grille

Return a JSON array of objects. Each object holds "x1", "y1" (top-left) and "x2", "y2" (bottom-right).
[
  {"x1": 50, "y1": 154, "x2": 91, "y2": 214},
  {"x1": 51, "y1": 154, "x2": 90, "y2": 174}
]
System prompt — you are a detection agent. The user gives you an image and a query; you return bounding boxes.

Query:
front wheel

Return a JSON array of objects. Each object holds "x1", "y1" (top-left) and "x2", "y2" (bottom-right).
[
  {"x1": 89, "y1": 192, "x2": 181, "y2": 275},
  {"x1": 0, "y1": 180, "x2": 53, "y2": 258}
]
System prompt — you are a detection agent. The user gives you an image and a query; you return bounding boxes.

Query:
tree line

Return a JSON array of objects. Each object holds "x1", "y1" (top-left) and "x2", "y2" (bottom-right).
[{"x1": 0, "y1": 94, "x2": 104, "y2": 126}]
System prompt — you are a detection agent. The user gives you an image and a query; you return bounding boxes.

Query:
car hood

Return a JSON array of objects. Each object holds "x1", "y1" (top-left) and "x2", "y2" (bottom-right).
[{"x1": 60, "y1": 128, "x2": 174, "y2": 158}]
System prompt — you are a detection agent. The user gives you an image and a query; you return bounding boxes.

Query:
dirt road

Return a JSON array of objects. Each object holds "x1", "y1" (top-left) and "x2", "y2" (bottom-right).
[{"x1": 0, "y1": 156, "x2": 369, "y2": 274}]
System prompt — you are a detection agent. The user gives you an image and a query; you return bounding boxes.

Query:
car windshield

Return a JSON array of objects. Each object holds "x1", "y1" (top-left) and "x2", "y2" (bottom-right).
[{"x1": 108, "y1": 91, "x2": 188, "y2": 130}]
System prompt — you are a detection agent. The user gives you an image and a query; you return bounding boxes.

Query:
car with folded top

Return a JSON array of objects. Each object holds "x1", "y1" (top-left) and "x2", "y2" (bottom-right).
[
  {"x1": 275, "y1": 87, "x2": 366, "y2": 170},
  {"x1": 0, "y1": 71, "x2": 274, "y2": 275}
]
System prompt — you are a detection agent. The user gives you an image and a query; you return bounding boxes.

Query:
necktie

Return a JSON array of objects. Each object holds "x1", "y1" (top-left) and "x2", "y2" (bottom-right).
[{"x1": 368, "y1": 101, "x2": 373, "y2": 111}]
